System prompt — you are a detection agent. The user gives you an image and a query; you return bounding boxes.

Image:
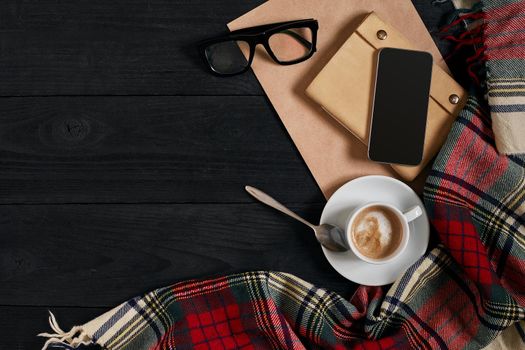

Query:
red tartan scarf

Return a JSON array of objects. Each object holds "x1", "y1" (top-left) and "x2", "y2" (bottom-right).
[{"x1": 40, "y1": 1, "x2": 525, "y2": 349}]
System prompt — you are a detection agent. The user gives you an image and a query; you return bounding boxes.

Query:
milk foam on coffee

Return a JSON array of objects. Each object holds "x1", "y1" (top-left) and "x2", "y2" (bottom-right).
[{"x1": 351, "y1": 206, "x2": 402, "y2": 259}]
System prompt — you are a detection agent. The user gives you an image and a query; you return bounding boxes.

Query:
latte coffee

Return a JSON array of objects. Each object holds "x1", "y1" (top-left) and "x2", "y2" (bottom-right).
[{"x1": 350, "y1": 205, "x2": 403, "y2": 260}]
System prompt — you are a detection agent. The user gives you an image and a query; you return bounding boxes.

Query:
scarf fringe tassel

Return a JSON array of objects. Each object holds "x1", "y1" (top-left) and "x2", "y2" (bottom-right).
[
  {"x1": 440, "y1": 5, "x2": 487, "y2": 85},
  {"x1": 38, "y1": 311, "x2": 94, "y2": 350}
]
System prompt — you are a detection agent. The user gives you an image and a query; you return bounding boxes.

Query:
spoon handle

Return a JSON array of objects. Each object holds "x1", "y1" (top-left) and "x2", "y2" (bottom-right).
[{"x1": 245, "y1": 186, "x2": 315, "y2": 229}]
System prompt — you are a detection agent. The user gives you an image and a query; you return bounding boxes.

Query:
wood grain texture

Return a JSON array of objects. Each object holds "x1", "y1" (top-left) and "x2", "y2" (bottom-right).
[
  {"x1": 0, "y1": 0, "x2": 264, "y2": 96},
  {"x1": 0, "y1": 203, "x2": 355, "y2": 307},
  {"x1": 412, "y1": 0, "x2": 456, "y2": 52},
  {"x1": 0, "y1": 96, "x2": 323, "y2": 204},
  {"x1": 0, "y1": 0, "x2": 454, "y2": 97}
]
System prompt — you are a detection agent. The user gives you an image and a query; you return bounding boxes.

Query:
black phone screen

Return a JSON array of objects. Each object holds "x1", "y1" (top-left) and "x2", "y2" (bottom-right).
[{"x1": 368, "y1": 48, "x2": 433, "y2": 166}]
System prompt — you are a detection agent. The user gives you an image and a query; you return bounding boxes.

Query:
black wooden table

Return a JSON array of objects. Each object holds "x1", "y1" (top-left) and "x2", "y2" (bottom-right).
[{"x1": 0, "y1": 1, "x2": 458, "y2": 348}]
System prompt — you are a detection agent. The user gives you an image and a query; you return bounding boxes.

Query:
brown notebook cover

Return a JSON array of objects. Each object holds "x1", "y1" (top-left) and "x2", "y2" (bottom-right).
[
  {"x1": 306, "y1": 12, "x2": 467, "y2": 181},
  {"x1": 229, "y1": 0, "x2": 461, "y2": 198}
]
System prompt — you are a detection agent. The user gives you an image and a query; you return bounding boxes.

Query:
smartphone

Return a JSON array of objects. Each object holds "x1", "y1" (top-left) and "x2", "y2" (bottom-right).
[{"x1": 368, "y1": 48, "x2": 433, "y2": 166}]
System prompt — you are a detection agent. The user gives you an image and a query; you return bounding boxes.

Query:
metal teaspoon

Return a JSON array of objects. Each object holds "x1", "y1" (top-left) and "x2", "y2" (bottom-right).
[{"x1": 245, "y1": 186, "x2": 348, "y2": 252}]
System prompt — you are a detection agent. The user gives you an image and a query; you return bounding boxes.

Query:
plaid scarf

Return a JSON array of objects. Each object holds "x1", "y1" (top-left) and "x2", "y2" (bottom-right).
[
  {"x1": 451, "y1": 0, "x2": 525, "y2": 154},
  {"x1": 483, "y1": 0, "x2": 525, "y2": 154},
  {"x1": 40, "y1": 1, "x2": 525, "y2": 349}
]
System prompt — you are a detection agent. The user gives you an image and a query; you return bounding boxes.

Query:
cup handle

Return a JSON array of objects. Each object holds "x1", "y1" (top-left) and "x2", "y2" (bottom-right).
[{"x1": 403, "y1": 205, "x2": 423, "y2": 223}]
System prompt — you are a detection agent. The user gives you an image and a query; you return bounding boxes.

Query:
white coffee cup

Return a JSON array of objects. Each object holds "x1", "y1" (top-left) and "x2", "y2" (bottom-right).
[{"x1": 345, "y1": 202, "x2": 423, "y2": 264}]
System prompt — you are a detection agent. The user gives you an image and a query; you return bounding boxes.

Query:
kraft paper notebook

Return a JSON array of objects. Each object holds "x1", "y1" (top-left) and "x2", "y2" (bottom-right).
[
  {"x1": 229, "y1": 0, "x2": 466, "y2": 198},
  {"x1": 306, "y1": 12, "x2": 467, "y2": 182}
]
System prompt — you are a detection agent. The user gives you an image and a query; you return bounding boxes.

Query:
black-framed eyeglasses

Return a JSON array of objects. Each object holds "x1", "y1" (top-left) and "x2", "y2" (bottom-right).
[{"x1": 198, "y1": 19, "x2": 318, "y2": 76}]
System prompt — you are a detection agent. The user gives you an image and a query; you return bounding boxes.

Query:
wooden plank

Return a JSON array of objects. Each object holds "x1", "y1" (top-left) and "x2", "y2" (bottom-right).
[
  {"x1": 0, "y1": 0, "x2": 453, "y2": 97},
  {"x1": 0, "y1": 203, "x2": 355, "y2": 307},
  {"x1": 0, "y1": 96, "x2": 324, "y2": 204},
  {"x1": 0, "y1": 0, "x2": 265, "y2": 96},
  {"x1": 0, "y1": 305, "x2": 106, "y2": 349},
  {"x1": 412, "y1": 0, "x2": 456, "y2": 54}
]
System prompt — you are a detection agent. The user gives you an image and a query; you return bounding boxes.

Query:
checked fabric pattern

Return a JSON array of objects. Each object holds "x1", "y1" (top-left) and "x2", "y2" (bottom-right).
[
  {"x1": 483, "y1": 0, "x2": 525, "y2": 154},
  {"x1": 425, "y1": 97, "x2": 525, "y2": 295}
]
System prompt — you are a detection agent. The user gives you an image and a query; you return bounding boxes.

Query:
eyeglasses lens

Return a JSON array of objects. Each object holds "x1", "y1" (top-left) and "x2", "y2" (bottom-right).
[
  {"x1": 205, "y1": 40, "x2": 251, "y2": 75},
  {"x1": 268, "y1": 27, "x2": 313, "y2": 63}
]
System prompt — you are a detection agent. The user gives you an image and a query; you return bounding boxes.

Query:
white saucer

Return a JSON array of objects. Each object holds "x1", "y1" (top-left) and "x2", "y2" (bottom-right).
[{"x1": 320, "y1": 175, "x2": 429, "y2": 286}]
